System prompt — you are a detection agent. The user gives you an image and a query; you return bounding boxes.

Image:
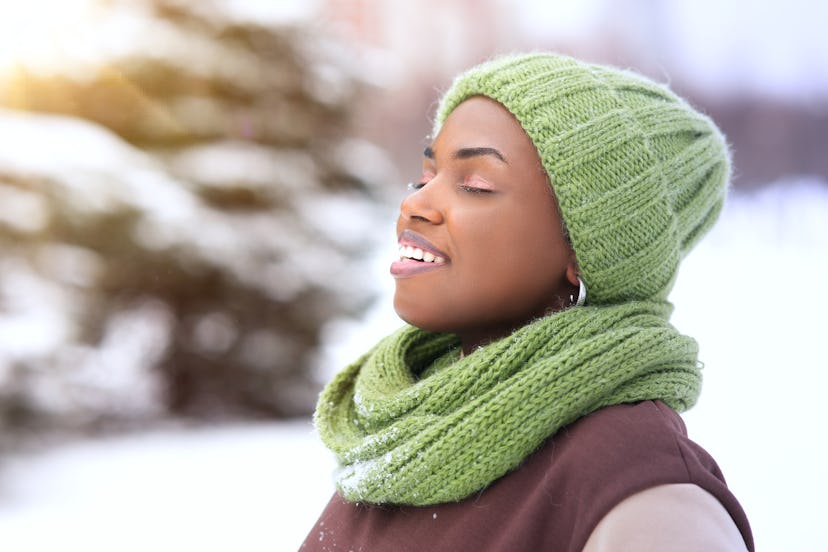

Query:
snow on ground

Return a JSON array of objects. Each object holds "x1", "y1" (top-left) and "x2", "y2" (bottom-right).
[
  {"x1": 0, "y1": 179, "x2": 826, "y2": 551},
  {"x1": 0, "y1": 421, "x2": 335, "y2": 552}
]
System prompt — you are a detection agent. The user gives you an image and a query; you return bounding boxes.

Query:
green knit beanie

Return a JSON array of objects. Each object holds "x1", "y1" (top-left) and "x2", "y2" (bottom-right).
[{"x1": 435, "y1": 52, "x2": 731, "y2": 305}]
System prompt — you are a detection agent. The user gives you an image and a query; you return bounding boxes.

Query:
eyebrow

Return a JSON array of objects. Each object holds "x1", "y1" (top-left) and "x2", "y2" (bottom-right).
[{"x1": 423, "y1": 146, "x2": 508, "y2": 164}]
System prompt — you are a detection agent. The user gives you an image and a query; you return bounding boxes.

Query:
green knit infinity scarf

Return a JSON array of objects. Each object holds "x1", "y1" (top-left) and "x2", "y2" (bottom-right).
[{"x1": 314, "y1": 300, "x2": 701, "y2": 506}]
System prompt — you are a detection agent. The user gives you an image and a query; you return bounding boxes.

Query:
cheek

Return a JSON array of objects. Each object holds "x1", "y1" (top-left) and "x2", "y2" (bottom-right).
[
  {"x1": 456, "y1": 215, "x2": 571, "y2": 306},
  {"x1": 457, "y1": 213, "x2": 565, "y2": 276}
]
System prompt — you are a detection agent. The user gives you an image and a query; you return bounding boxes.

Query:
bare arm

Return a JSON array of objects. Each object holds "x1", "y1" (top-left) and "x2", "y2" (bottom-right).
[{"x1": 582, "y1": 484, "x2": 748, "y2": 552}]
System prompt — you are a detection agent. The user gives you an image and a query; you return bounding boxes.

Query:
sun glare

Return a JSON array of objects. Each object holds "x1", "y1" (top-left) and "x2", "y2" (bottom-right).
[{"x1": 0, "y1": 0, "x2": 99, "y2": 72}]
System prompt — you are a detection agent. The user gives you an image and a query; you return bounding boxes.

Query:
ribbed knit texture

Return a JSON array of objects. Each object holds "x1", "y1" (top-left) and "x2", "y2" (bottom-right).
[
  {"x1": 435, "y1": 53, "x2": 731, "y2": 304},
  {"x1": 315, "y1": 301, "x2": 701, "y2": 506}
]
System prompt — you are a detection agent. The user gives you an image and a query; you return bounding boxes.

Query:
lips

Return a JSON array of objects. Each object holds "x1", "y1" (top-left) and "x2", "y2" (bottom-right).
[{"x1": 390, "y1": 230, "x2": 449, "y2": 278}]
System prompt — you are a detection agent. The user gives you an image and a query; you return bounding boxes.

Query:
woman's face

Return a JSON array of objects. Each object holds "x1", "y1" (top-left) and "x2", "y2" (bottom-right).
[{"x1": 392, "y1": 96, "x2": 578, "y2": 351}]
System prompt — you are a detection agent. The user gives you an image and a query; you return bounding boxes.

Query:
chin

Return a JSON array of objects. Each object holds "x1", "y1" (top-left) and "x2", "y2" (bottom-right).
[{"x1": 393, "y1": 299, "x2": 448, "y2": 334}]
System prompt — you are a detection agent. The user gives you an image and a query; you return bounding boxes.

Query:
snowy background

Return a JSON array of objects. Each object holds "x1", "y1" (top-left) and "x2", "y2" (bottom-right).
[{"x1": 1, "y1": 1, "x2": 827, "y2": 551}]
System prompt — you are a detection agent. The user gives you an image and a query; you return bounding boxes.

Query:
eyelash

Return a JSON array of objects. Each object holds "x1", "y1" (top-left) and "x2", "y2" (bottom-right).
[
  {"x1": 459, "y1": 184, "x2": 492, "y2": 194},
  {"x1": 406, "y1": 179, "x2": 493, "y2": 194}
]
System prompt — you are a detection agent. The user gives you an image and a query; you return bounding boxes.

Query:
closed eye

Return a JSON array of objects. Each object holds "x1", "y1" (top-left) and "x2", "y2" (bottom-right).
[
  {"x1": 459, "y1": 177, "x2": 495, "y2": 194},
  {"x1": 459, "y1": 185, "x2": 493, "y2": 194}
]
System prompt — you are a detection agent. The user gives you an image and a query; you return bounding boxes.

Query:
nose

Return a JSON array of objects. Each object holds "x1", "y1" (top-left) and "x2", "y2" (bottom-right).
[{"x1": 399, "y1": 183, "x2": 444, "y2": 224}]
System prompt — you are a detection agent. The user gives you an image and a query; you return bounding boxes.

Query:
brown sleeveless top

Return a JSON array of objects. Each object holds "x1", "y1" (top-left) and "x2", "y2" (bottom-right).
[{"x1": 300, "y1": 400, "x2": 754, "y2": 551}]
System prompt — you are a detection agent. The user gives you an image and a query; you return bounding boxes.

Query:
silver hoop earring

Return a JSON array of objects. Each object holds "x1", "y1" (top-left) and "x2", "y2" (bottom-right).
[
  {"x1": 576, "y1": 276, "x2": 587, "y2": 306},
  {"x1": 569, "y1": 277, "x2": 587, "y2": 307}
]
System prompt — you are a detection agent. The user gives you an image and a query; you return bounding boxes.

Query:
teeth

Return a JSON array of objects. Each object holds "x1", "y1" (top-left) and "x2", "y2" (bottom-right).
[{"x1": 397, "y1": 244, "x2": 445, "y2": 264}]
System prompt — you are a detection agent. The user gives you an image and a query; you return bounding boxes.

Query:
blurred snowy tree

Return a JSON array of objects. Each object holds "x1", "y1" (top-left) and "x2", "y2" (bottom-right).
[{"x1": 0, "y1": 0, "x2": 391, "y2": 439}]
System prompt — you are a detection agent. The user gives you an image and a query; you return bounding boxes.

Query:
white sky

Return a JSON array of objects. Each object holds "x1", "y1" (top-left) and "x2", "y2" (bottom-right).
[
  {"x1": 1, "y1": 0, "x2": 826, "y2": 99},
  {"x1": 517, "y1": 0, "x2": 828, "y2": 98}
]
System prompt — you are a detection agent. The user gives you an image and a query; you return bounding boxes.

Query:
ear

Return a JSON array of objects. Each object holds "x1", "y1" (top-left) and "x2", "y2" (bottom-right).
[{"x1": 564, "y1": 252, "x2": 580, "y2": 287}]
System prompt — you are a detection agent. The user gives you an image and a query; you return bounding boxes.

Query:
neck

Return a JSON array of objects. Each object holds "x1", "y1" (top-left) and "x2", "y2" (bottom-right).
[{"x1": 458, "y1": 304, "x2": 570, "y2": 356}]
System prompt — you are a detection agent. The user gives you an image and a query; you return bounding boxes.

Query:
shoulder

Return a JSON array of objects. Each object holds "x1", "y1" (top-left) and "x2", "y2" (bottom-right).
[
  {"x1": 553, "y1": 400, "x2": 735, "y2": 485},
  {"x1": 547, "y1": 400, "x2": 695, "y2": 494},
  {"x1": 563, "y1": 399, "x2": 686, "y2": 446},
  {"x1": 582, "y1": 483, "x2": 748, "y2": 552},
  {"x1": 533, "y1": 400, "x2": 752, "y2": 551}
]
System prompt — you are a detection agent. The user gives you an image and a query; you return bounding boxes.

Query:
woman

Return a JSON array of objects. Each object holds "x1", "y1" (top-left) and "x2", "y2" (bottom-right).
[{"x1": 301, "y1": 53, "x2": 754, "y2": 551}]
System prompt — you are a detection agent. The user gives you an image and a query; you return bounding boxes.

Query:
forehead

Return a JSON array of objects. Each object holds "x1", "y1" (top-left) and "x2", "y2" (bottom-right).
[{"x1": 432, "y1": 96, "x2": 538, "y2": 162}]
